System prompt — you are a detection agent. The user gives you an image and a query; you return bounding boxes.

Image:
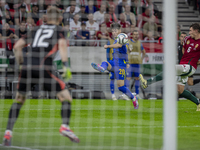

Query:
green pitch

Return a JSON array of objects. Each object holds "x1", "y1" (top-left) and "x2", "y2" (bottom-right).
[{"x1": 0, "y1": 99, "x2": 199, "y2": 150}]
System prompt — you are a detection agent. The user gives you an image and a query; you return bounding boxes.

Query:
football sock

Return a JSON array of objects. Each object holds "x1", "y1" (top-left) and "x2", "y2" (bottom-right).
[
  {"x1": 193, "y1": 79, "x2": 200, "y2": 85},
  {"x1": 101, "y1": 61, "x2": 108, "y2": 70},
  {"x1": 110, "y1": 79, "x2": 115, "y2": 94},
  {"x1": 135, "y1": 80, "x2": 140, "y2": 95},
  {"x1": 147, "y1": 72, "x2": 163, "y2": 85},
  {"x1": 125, "y1": 79, "x2": 130, "y2": 89},
  {"x1": 118, "y1": 86, "x2": 134, "y2": 99},
  {"x1": 179, "y1": 90, "x2": 199, "y2": 105},
  {"x1": 6, "y1": 102, "x2": 22, "y2": 131},
  {"x1": 61, "y1": 101, "x2": 71, "y2": 125}
]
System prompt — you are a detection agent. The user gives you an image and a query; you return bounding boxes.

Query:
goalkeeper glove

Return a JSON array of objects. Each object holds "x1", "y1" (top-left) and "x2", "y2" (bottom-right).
[{"x1": 62, "y1": 62, "x2": 72, "y2": 81}]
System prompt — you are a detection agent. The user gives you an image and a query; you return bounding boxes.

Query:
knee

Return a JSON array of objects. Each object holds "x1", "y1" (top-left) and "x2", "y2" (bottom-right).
[
  {"x1": 126, "y1": 77, "x2": 131, "y2": 80},
  {"x1": 177, "y1": 85, "x2": 184, "y2": 95},
  {"x1": 135, "y1": 77, "x2": 139, "y2": 80},
  {"x1": 187, "y1": 80, "x2": 193, "y2": 86},
  {"x1": 57, "y1": 89, "x2": 72, "y2": 103},
  {"x1": 15, "y1": 93, "x2": 26, "y2": 105},
  {"x1": 117, "y1": 82, "x2": 124, "y2": 87}
]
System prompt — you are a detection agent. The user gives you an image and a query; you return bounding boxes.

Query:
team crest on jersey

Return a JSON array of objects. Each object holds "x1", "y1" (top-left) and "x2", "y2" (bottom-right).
[
  {"x1": 195, "y1": 44, "x2": 199, "y2": 49},
  {"x1": 129, "y1": 44, "x2": 133, "y2": 51},
  {"x1": 187, "y1": 40, "x2": 190, "y2": 45}
]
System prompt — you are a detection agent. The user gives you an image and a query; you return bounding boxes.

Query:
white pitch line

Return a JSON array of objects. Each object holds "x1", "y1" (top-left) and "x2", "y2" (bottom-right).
[
  {"x1": 0, "y1": 144, "x2": 40, "y2": 150},
  {"x1": 0, "y1": 125, "x2": 199, "y2": 130}
]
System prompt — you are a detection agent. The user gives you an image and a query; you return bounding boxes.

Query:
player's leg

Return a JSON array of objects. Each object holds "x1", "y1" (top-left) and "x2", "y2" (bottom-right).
[
  {"x1": 132, "y1": 64, "x2": 141, "y2": 98},
  {"x1": 115, "y1": 67, "x2": 138, "y2": 108},
  {"x1": 91, "y1": 61, "x2": 112, "y2": 72},
  {"x1": 3, "y1": 69, "x2": 28, "y2": 146},
  {"x1": 177, "y1": 76, "x2": 200, "y2": 111},
  {"x1": 109, "y1": 72, "x2": 117, "y2": 100},
  {"x1": 44, "y1": 70, "x2": 79, "y2": 143},
  {"x1": 187, "y1": 75, "x2": 200, "y2": 86}
]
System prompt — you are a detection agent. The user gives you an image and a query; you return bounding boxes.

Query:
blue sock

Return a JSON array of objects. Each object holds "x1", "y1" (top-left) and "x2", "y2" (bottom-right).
[
  {"x1": 110, "y1": 79, "x2": 115, "y2": 94},
  {"x1": 118, "y1": 86, "x2": 134, "y2": 99},
  {"x1": 125, "y1": 79, "x2": 130, "y2": 89},
  {"x1": 101, "y1": 61, "x2": 108, "y2": 70},
  {"x1": 135, "y1": 80, "x2": 140, "y2": 95}
]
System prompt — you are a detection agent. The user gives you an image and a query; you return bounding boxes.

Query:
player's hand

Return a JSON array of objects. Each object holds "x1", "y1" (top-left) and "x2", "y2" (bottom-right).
[
  {"x1": 126, "y1": 64, "x2": 130, "y2": 68},
  {"x1": 62, "y1": 67, "x2": 72, "y2": 81},
  {"x1": 104, "y1": 45, "x2": 109, "y2": 49}
]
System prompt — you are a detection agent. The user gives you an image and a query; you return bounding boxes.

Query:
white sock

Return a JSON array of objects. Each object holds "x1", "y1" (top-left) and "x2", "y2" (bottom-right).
[
  {"x1": 5, "y1": 130, "x2": 12, "y2": 136},
  {"x1": 61, "y1": 124, "x2": 70, "y2": 129},
  {"x1": 112, "y1": 94, "x2": 116, "y2": 97}
]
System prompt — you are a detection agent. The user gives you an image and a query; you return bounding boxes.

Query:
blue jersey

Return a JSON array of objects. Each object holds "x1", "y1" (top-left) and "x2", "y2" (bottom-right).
[{"x1": 112, "y1": 39, "x2": 128, "y2": 67}]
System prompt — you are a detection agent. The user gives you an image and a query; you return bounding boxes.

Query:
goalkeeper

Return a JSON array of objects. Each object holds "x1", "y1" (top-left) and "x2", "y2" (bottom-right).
[{"x1": 3, "y1": 6, "x2": 79, "y2": 146}]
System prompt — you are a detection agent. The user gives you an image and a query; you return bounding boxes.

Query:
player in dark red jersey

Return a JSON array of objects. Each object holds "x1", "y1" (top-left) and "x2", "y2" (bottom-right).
[
  {"x1": 139, "y1": 23, "x2": 200, "y2": 111},
  {"x1": 2, "y1": 6, "x2": 79, "y2": 146}
]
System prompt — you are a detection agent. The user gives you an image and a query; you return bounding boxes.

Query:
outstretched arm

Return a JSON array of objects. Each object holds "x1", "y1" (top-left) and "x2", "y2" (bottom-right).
[
  {"x1": 13, "y1": 38, "x2": 26, "y2": 64},
  {"x1": 104, "y1": 43, "x2": 122, "y2": 49}
]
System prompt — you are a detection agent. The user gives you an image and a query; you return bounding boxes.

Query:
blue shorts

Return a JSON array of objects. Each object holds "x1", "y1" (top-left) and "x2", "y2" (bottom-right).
[
  {"x1": 108, "y1": 61, "x2": 126, "y2": 80},
  {"x1": 126, "y1": 64, "x2": 140, "y2": 78}
]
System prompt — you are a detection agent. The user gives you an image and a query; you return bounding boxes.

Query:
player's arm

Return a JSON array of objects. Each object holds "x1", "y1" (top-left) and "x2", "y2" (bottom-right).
[
  {"x1": 13, "y1": 38, "x2": 26, "y2": 64},
  {"x1": 106, "y1": 41, "x2": 110, "y2": 61},
  {"x1": 182, "y1": 47, "x2": 185, "y2": 54},
  {"x1": 59, "y1": 38, "x2": 72, "y2": 81},
  {"x1": 141, "y1": 43, "x2": 146, "y2": 60},
  {"x1": 104, "y1": 43, "x2": 122, "y2": 49}
]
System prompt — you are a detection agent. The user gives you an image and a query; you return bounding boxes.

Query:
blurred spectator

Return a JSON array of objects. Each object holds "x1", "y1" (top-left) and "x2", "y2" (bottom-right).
[
  {"x1": 31, "y1": 3, "x2": 39, "y2": 24},
  {"x1": 93, "y1": 3, "x2": 106, "y2": 25},
  {"x1": 66, "y1": 0, "x2": 80, "y2": 15},
  {"x1": 177, "y1": 24, "x2": 181, "y2": 40},
  {"x1": 5, "y1": 11, "x2": 14, "y2": 25},
  {"x1": 26, "y1": 16, "x2": 35, "y2": 30},
  {"x1": 141, "y1": 0, "x2": 159, "y2": 17},
  {"x1": 55, "y1": 0, "x2": 64, "y2": 12},
  {"x1": 137, "y1": 6, "x2": 158, "y2": 29},
  {"x1": 5, "y1": 0, "x2": 14, "y2": 10},
  {"x1": 108, "y1": 4, "x2": 118, "y2": 22},
  {"x1": 63, "y1": 23, "x2": 75, "y2": 46},
  {"x1": 16, "y1": 21, "x2": 27, "y2": 38},
  {"x1": 97, "y1": 23, "x2": 111, "y2": 41},
  {"x1": 142, "y1": 16, "x2": 158, "y2": 39},
  {"x1": 70, "y1": 13, "x2": 81, "y2": 36},
  {"x1": 36, "y1": 13, "x2": 47, "y2": 26},
  {"x1": 86, "y1": 13, "x2": 99, "y2": 39},
  {"x1": 127, "y1": 24, "x2": 136, "y2": 39},
  {"x1": 78, "y1": 5, "x2": 88, "y2": 23},
  {"x1": 130, "y1": 0, "x2": 140, "y2": 15},
  {"x1": 105, "y1": 0, "x2": 117, "y2": 11},
  {"x1": 0, "y1": 23, "x2": 18, "y2": 39},
  {"x1": 78, "y1": 0, "x2": 88, "y2": 6},
  {"x1": 37, "y1": 0, "x2": 47, "y2": 13},
  {"x1": 23, "y1": 0, "x2": 32, "y2": 13},
  {"x1": 76, "y1": 22, "x2": 90, "y2": 46},
  {"x1": 15, "y1": 4, "x2": 27, "y2": 26},
  {"x1": 63, "y1": 5, "x2": 75, "y2": 24},
  {"x1": 118, "y1": 13, "x2": 130, "y2": 33},
  {"x1": 59, "y1": 14, "x2": 64, "y2": 26},
  {"x1": 124, "y1": 4, "x2": 136, "y2": 27},
  {"x1": 85, "y1": 0, "x2": 97, "y2": 14},
  {"x1": 158, "y1": 29, "x2": 163, "y2": 44},
  {"x1": 0, "y1": 1, "x2": 5, "y2": 25},
  {"x1": 143, "y1": 31, "x2": 154, "y2": 41},
  {"x1": 100, "y1": 13, "x2": 113, "y2": 33},
  {"x1": 115, "y1": 0, "x2": 128, "y2": 15},
  {"x1": 198, "y1": 0, "x2": 200, "y2": 14}
]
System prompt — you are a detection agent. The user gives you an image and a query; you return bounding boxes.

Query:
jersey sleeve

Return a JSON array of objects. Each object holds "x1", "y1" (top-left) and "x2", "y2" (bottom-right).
[{"x1": 183, "y1": 36, "x2": 188, "y2": 49}]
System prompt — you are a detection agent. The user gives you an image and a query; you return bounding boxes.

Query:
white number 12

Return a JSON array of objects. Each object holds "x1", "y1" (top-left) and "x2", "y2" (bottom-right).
[{"x1": 32, "y1": 29, "x2": 54, "y2": 48}]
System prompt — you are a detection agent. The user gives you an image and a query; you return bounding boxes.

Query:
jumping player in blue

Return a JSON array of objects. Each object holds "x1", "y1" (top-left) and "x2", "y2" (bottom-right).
[{"x1": 91, "y1": 23, "x2": 139, "y2": 109}]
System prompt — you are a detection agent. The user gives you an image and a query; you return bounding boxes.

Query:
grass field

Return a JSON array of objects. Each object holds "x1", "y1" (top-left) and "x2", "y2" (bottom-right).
[{"x1": 0, "y1": 99, "x2": 199, "y2": 150}]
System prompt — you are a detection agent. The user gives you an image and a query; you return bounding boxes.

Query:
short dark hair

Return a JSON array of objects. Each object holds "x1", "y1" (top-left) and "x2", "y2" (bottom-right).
[
  {"x1": 133, "y1": 30, "x2": 139, "y2": 33},
  {"x1": 181, "y1": 32, "x2": 187, "y2": 35},
  {"x1": 190, "y1": 23, "x2": 200, "y2": 33},
  {"x1": 111, "y1": 23, "x2": 121, "y2": 29}
]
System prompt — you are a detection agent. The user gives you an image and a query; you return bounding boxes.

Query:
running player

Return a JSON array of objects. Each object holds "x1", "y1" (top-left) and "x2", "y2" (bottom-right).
[
  {"x1": 139, "y1": 23, "x2": 200, "y2": 111},
  {"x1": 91, "y1": 23, "x2": 139, "y2": 109},
  {"x1": 3, "y1": 6, "x2": 79, "y2": 146}
]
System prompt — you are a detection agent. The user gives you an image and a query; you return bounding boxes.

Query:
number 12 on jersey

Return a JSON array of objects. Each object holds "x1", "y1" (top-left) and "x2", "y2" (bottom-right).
[{"x1": 32, "y1": 29, "x2": 54, "y2": 48}]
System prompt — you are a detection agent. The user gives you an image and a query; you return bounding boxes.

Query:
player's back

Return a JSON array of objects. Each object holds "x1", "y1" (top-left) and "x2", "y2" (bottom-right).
[
  {"x1": 180, "y1": 36, "x2": 200, "y2": 69},
  {"x1": 25, "y1": 24, "x2": 64, "y2": 67}
]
